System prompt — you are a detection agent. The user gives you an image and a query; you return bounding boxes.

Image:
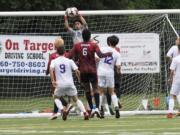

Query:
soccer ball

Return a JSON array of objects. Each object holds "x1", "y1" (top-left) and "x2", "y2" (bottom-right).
[{"x1": 65, "y1": 7, "x2": 78, "y2": 17}]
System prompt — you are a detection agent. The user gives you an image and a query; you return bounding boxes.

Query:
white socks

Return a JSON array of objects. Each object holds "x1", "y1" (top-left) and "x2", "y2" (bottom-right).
[
  {"x1": 54, "y1": 99, "x2": 63, "y2": 111},
  {"x1": 168, "y1": 98, "x2": 174, "y2": 113},
  {"x1": 76, "y1": 99, "x2": 86, "y2": 113},
  {"x1": 177, "y1": 94, "x2": 180, "y2": 105},
  {"x1": 111, "y1": 94, "x2": 118, "y2": 108}
]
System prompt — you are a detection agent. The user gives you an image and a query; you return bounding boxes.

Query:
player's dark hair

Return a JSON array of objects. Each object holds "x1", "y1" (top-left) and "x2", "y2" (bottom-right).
[
  {"x1": 73, "y1": 19, "x2": 82, "y2": 25},
  {"x1": 82, "y1": 29, "x2": 91, "y2": 42},
  {"x1": 109, "y1": 35, "x2": 119, "y2": 47},
  {"x1": 57, "y1": 46, "x2": 65, "y2": 55},
  {"x1": 107, "y1": 36, "x2": 111, "y2": 46}
]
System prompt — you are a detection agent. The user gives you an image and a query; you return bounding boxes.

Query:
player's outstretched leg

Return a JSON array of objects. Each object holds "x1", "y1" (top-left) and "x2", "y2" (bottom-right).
[
  {"x1": 54, "y1": 98, "x2": 67, "y2": 121},
  {"x1": 50, "y1": 102, "x2": 58, "y2": 120},
  {"x1": 72, "y1": 96, "x2": 89, "y2": 120}
]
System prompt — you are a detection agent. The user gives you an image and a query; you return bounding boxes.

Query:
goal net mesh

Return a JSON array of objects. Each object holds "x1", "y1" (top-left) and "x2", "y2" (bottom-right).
[{"x1": 0, "y1": 12, "x2": 179, "y2": 113}]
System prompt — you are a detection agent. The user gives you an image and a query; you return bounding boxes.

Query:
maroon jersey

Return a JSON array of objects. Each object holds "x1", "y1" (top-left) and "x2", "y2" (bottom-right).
[
  {"x1": 68, "y1": 41, "x2": 111, "y2": 73},
  {"x1": 46, "y1": 52, "x2": 59, "y2": 75}
]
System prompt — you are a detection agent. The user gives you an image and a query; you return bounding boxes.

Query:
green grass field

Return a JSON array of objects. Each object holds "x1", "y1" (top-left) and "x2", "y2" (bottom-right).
[{"x1": 0, "y1": 115, "x2": 180, "y2": 135}]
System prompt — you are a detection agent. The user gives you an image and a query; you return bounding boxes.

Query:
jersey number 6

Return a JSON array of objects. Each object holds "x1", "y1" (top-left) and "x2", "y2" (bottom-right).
[{"x1": 82, "y1": 48, "x2": 87, "y2": 56}]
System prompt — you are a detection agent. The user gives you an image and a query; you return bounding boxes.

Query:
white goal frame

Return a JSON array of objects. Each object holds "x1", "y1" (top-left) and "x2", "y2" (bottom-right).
[{"x1": 0, "y1": 9, "x2": 180, "y2": 118}]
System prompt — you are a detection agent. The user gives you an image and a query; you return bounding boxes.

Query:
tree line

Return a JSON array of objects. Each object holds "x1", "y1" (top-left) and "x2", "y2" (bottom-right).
[{"x1": 0, "y1": 0, "x2": 179, "y2": 11}]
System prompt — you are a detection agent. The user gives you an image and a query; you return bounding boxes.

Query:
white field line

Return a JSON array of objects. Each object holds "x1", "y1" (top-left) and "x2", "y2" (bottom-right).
[
  {"x1": 0, "y1": 128, "x2": 180, "y2": 134},
  {"x1": 0, "y1": 110, "x2": 178, "y2": 118}
]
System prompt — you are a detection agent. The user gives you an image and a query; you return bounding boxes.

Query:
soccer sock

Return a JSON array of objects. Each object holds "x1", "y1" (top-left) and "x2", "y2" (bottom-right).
[
  {"x1": 60, "y1": 97, "x2": 68, "y2": 107},
  {"x1": 111, "y1": 94, "x2": 118, "y2": 108},
  {"x1": 85, "y1": 92, "x2": 93, "y2": 110},
  {"x1": 168, "y1": 98, "x2": 174, "y2": 113},
  {"x1": 53, "y1": 102, "x2": 59, "y2": 113},
  {"x1": 176, "y1": 94, "x2": 180, "y2": 105},
  {"x1": 76, "y1": 99, "x2": 86, "y2": 113},
  {"x1": 99, "y1": 95, "x2": 103, "y2": 109},
  {"x1": 94, "y1": 93, "x2": 100, "y2": 109},
  {"x1": 106, "y1": 92, "x2": 112, "y2": 106},
  {"x1": 54, "y1": 99, "x2": 63, "y2": 111}
]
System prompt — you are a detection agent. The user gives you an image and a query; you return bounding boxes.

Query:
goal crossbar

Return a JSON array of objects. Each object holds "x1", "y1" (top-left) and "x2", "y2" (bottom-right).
[{"x1": 0, "y1": 9, "x2": 180, "y2": 16}]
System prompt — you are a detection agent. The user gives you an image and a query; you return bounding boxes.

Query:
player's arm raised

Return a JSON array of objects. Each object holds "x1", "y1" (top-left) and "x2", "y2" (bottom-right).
[
  {"x1": 64, "y1": 14, "x2": 71, "y2": 31},
  {"x1": 77, "y1": 12, "x2": 88, "y2": 28}
]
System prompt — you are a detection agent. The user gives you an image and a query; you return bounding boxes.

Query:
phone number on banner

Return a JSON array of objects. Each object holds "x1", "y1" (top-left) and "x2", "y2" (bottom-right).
[{"x1": 0, "y1": 61, "x2": 46, "y2": 68}]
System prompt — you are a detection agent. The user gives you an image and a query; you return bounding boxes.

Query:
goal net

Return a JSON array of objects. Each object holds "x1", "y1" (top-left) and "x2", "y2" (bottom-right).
[{"x1": 0, "y1": 10, "x2": 180, "y2": 117}]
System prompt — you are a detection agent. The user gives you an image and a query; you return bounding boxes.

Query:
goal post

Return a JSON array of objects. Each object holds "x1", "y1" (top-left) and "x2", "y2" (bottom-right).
[{"x1": 0, "y1": 9, "x2": 180, "y2": 118}]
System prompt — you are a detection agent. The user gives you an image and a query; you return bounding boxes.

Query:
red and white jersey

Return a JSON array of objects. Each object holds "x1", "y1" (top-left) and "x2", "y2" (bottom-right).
[
  {"x1": 97, "y1": 47, "x2": 121, "y2": 77},
  {"x1": 50, "y1": 56, "x2": 78, "y2": 88},
  {"x1": 167, "y1": 45, "x2": 179, "y2": 58},
  {"x1": 170, "y1": 55, "x2": 180, "y2": 83}
]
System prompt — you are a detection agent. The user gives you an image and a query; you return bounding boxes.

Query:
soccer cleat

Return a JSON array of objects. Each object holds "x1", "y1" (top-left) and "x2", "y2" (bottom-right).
[
  {"x1": 49, "y1": 113, "x2": 58, "y2": 120},
  {"x1": 84, "y1": 112, "x2": 89, "y2": 120},
  {"x1": 175, "y1": 112, "x2": 180, "y2": 117},
  {"x1": 90, "y1": 109, "x2": 95, "y2": 118},
  {"x1": 115, "y1": 107, "x2": 120, "y2": 118},
  {"x1": 61, "y1": 110, "x2": 67, "y2": 121},
  {"x1": 167, "y1": 113, "x2": 173, "y2": 118},
  {"x1": 90, "y1": 108, "x2": 101, "y2": 118},
  {"x1": 100, "y1": 106, "x2": 105, "y2": 119},
  {"x1": 87, "y1": 110, "x2": 92, "y2": 116},
  {"x1": 66, "y1": 104, "x2": 74, "y2": 115},
  {"x1": 95, "y1": 109, "x2": 101, "y2": 118}
]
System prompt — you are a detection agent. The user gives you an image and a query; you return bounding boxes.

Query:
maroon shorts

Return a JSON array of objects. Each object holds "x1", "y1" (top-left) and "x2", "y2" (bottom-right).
[{"x1": 80, "y1": 73, "x2": 97, "y2": 84}]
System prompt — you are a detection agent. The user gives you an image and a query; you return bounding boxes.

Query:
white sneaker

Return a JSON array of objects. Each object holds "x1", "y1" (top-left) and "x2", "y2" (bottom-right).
[{"x1": 49, "y1": 113, "x2": 58, "y2": 120}]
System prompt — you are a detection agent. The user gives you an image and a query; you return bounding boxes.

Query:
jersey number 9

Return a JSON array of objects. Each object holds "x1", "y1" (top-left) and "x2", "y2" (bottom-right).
[{"x1": 59, "y1": 64, "x2": 66, "y2": 73}]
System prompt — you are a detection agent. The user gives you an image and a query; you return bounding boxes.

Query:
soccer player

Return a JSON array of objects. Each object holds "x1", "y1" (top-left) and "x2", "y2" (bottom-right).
[
  {"x1": 167, "y1": 38, "x2": 180, "y2": 118},
  {"x1": 105, "y1": 36, "x2": 122, "y2": 115},
  {"x1": 46, "y1": 37, "x2": 72, "y2": 120},
  {"x1": 64, "y1": 10, "x2": 88, "y2": 44},
  {"x1": 166, "y1": 37, "x2": 180, "y2": 117},
  {"x1": 97, "y1": 35, "x2": 121, "y2": 118},
  {"x1": 50, "y1": 45, "x2": 89, "y2": 120},
  {"x1": 67, "y1": 29, "x2": 112, "y2": 117}
]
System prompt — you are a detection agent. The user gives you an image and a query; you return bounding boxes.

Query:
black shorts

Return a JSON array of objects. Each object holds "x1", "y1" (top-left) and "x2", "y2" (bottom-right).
[{"x1": 80, "y1": 73, "x2": 97, "y2": 83}]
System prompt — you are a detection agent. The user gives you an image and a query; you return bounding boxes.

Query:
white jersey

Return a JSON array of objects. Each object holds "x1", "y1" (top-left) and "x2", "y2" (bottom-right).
[
  {"x1": 68, "y1": 25, "x2": 88, "y2": 44},
  {"x1": 167, "y1": 45, "x2": 179, "y2": 58},
  {"x1": 170, "y1": 55, "x2": 180, "y2": 84},
  {"x1": 50, "y1": 56, "x2": 78, "y2": 88},
  {"x1": 97, "y1": 47, "x2": 121, "y2": 77}
]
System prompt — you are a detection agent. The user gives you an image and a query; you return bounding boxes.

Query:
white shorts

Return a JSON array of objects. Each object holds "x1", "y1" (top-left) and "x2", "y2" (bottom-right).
[
  {"x1": 170, "y1": 83, "x2": 180, "y2": 96},
  {"x1": 98, "y1": 75, "x2": 114, "y2": 88},
  {"x1": 54, "y1": 86, "x2": 77, "y2": 97}
]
